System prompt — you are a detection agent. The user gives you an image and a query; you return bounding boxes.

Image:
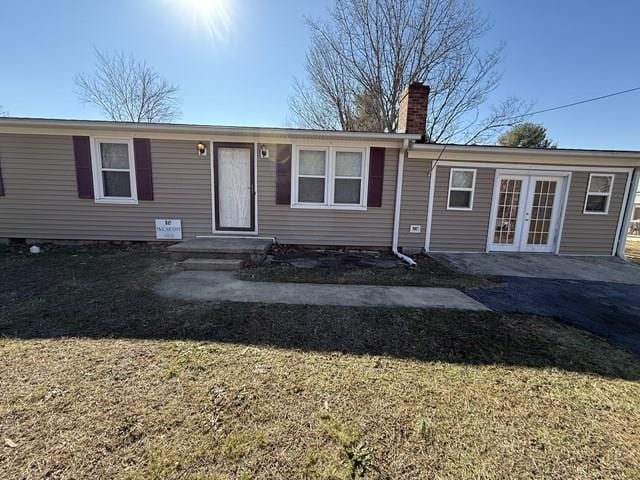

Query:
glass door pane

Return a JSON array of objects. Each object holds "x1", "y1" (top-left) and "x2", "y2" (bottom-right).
[
  {"x1": 493, "y1": 178, "x2": 523, "y2": 245},
  {"x1": 525, "y1": 180, "x2": 557, "y2": 246}
]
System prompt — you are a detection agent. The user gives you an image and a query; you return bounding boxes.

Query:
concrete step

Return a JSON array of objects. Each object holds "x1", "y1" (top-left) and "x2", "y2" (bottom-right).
[
  {"x1": 168, "y1": 237, "x2": 273, "y2": 263},
  {"x1": 180, "y1": 258, "x2": 243, "y2": 271}
]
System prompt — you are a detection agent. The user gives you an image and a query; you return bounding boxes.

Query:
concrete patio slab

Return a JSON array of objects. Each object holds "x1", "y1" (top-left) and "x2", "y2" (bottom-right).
[
  {"x1": 154, "y1": 271, "x2": 490, "y2": 311},
  {"x1": 433, "y1": 253, "x2": 640, "y2": 285}
]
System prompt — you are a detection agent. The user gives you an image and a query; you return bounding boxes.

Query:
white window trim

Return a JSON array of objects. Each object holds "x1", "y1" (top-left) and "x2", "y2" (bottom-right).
[
  {"x1": 583, "y1": 173, "x2": 614, "y2": 215},
  {"x1": 291, "y1": 145, "x2": 369, "y2": 210},
  {"x1": 90, "y1": 137, "x2": 138, "y2": 204},
  {"x1": 447, "y1": 168, "x2": 476, "y2": 211}
]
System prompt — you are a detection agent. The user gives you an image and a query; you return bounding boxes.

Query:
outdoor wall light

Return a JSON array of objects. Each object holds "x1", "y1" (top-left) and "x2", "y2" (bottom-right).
[
  {"x1": 196, "y1": 142, "x2": 207, "y2": 156},
  {"x1": 260, "y1": 144, "x2": 269, "y2": 158}
]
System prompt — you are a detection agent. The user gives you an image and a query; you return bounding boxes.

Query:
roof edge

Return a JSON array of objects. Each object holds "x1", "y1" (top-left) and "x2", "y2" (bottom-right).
[
  {"x1": 412, "y1": 142, "x2": 640, "y2": 159},
  {"x1": 0, "y1": 117, "x2": 421, "y2": 141}
]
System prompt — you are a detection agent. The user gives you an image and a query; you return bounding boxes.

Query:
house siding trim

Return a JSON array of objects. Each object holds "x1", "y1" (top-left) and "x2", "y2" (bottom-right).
[
  {"x1": 256, "y1": 143, "x2": 399, "y2": 246},
  {"x1": 424, "y1": 161, "x2": 437, "y2": 252},
  {"x1": 2, "y1": 128, "x2": 637, "y2": 256},
  {"x1": 398, "y1": 156, "x2": 430, "y2": 249},
  {"x1": 431, "y1": 160, "x2": 634, "y2": 173},
  {"x1": 616, "y1": 169, "x2": 640, "y2": 257},
  {"x1": 424, "y1": 160, "x2": 633, "y2": 256},
  {"x1": 0, "y1": 134, "x2": 213, "y2": 241},
  {"x1": 429, "y1": 165, "x2": 495, "y2": 253},
  {"x1": 612, "y1": 170, "x2": 633, "y2": 255},
  {"x1": 559, "y1": 170, "x2": 630, "y2": 255}
]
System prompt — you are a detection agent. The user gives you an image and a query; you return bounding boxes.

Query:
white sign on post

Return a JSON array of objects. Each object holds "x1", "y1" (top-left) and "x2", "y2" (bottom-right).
[{"x1": 155, "y1": 219, "x2": 182, "y2": 240}]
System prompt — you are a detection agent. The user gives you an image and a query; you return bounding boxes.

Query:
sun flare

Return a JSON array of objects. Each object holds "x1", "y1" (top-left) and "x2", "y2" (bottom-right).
[{"x1": 167, "y1": 0, "x2": 233, "y2": 43}]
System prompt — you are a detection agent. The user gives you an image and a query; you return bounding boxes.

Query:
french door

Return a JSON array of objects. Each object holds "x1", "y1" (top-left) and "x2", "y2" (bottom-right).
[{"x1": 488, "y1": 173, "x2": 566, "y2": 253}]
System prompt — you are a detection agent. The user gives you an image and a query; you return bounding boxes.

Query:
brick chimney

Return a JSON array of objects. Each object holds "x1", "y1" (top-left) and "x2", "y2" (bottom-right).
[{"x1": 397, "y1": 82, "x2": 430, "y2": 137}]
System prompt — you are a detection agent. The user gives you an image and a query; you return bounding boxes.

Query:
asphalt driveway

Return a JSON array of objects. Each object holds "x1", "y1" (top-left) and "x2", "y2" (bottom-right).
[{"x1": 434, "y1": 253, "x2": 640, "y2": 355}]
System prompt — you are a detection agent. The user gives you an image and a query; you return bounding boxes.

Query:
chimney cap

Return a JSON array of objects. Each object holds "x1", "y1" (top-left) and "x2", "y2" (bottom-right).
[{"x1": 405, "y1": 82, "x2": 430, "y2": 91}]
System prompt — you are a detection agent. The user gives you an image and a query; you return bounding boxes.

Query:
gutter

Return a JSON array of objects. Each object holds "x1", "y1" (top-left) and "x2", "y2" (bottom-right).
[
  {"x1": 392, "y1": 139, "x2": 417, "y2": 267},
  {"x1": 410, "y1": 142, "x2": 640, "y2": 160},
  {"x1": 0, "y1": 117, "x2": 422, "y2": 142}
]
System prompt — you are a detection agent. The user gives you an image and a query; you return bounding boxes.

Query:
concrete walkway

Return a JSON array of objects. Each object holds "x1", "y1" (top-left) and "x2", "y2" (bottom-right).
[{"x1": 155, "y1": 271, "x2": 490, "y2": 311}]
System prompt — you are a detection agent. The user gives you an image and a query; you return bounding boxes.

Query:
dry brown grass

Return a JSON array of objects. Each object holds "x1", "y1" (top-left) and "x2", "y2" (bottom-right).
[
  {"x1": 1, "y1": 245, "x2": 640, "y2": 479},
  {"x1": 238, "y1": 253, "x2": 498, "y2": 288},
  {"x1": 625, "y1": 240, "x2": 640, "y2": 264}
]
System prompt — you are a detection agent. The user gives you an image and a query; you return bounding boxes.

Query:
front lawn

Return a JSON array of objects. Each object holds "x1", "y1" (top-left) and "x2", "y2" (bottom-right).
[{"x1": 1, "y1": 245, "x2": 639, "y2": 479}]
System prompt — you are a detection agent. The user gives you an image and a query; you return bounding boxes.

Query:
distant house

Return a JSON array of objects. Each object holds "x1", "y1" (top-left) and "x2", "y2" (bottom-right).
[{"x1": 0, "y1": 83, "x2": 638, "y2": 257}]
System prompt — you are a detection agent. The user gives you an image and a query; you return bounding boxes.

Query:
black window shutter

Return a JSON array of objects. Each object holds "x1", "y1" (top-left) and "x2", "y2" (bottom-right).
[
  {"x1": 134, "y1": 138, "x2": 154, "y2": 201},
  {"x1": 73, "y1": 136, "x2": 94, "y2": 199},
  {"x1": 367, "y1": 147, "x2": 385, "y2": 207},
  {"x1": 276, "y1": 144, "x2": 292, "y2": 205}
]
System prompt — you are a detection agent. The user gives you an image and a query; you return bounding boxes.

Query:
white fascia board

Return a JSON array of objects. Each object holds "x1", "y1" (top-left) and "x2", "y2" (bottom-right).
[
  {"x1": 408, "y1": 143, "x2": 640, "y2": 165},
  {"x1": 0, "y1": 117, "x2": 421, "y2": 144}
]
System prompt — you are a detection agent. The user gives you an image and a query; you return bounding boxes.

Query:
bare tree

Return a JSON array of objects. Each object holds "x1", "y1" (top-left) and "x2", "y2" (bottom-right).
[
  {"x1": 0, "y1": 105, "x2": 7, "y2": 116},
  {"x1": 75, "y1": 49, "x2": 181, "y2": 123},
  {"x1": 290, "y1": 0, "x2": 530, "y2": 144}
]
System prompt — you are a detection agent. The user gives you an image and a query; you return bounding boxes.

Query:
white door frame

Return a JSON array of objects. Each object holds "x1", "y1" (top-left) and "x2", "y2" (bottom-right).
[{"x1": 487, "y1": 169, "x2": 570, "y2": 253}]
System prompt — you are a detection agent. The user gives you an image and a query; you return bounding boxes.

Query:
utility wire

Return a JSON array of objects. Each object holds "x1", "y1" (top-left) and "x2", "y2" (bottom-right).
[
  {"x1": 427, "y1": 85, "x2": 640, "y2": 172},
  {"x1": 508, "y1": 85, "x2": 640, "y2": 121}
]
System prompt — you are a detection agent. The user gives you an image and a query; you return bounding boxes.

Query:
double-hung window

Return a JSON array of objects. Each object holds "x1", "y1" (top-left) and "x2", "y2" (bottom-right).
[
  {"x1": 334, "y1": 150, "x2": 364, "y2": 204},
  {"x1": 92, "y1": 138, "x2": 137, "y2": 204},
  {"x1": 297, "y1": 148, "x2": 328, "y2": 203},
  {"x1": 584, "y1": 173, "x2": 614, "y2": 214},
  {"x1": 293, "y1": 146, "x2": 367, "y2": 209},
  {"x1": 447, "y1": 168, "x2": 476, "y2": 210}
]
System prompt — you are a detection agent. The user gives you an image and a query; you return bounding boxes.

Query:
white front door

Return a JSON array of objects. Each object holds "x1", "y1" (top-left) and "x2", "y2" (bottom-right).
[
  {"x1": 214, "y1": 145, "x2": 254, "y2": 231},
  {"x1": 488, "y1": 174, "x2": 566, "y2": 253}
]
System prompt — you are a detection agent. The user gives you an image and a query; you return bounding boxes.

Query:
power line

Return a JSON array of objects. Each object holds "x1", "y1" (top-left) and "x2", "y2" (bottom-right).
[
  {"x1": 426, "y1": 85, "x2": 640, "y2": 164},
  {"x1": 511, "y1": 86, "x2": 640, "y2": 121},
  {"x1": 429, "y1": 86, "x2": 640, "y2": 167}
]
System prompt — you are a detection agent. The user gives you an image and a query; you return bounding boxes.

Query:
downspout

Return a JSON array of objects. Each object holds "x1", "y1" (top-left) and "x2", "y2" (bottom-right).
[
  {"x1": 615, "y1": 167, "x2": 640, "y2": 258},
  {"x1": 392, "y1": 139, "x2": 417, "y2": 266}
]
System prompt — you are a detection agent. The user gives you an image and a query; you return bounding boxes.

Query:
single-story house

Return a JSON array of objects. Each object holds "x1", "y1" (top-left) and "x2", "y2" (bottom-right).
[{"x1": 1, "y1": 83, "x2": 639, "y2": 259}]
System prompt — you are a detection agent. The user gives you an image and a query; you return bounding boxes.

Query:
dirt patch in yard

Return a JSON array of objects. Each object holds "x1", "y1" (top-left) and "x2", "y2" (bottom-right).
[
  {"x1": 1, "y1": 245, "x2": 640, "y2": 479},
  {"x1": 238, "y1": 247, "x2": 498, "y2": 288}
]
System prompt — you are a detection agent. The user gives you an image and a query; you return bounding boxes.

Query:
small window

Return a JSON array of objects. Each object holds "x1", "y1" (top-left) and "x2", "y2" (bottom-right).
[
  {"x1": 297, "y1": 149, "x2": 327, "y2": 203},
  {"x1": 447, "y1": 168, "x2": 476, "y2": 210},
  {"x1": 584, "y1": 174, "x2": 614, "y2": 214},
  {"x1": 92, "y1": 138, "x2": 137, "y2": 204},
  {"x1": 334, "y1": 150, "x2": 363, "y2": 204}
]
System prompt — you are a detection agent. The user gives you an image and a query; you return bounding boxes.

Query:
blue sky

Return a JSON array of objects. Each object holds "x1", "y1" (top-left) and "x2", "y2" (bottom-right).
[{"x1": 1, "y1": 0, "x2": 639, "y2": 149}]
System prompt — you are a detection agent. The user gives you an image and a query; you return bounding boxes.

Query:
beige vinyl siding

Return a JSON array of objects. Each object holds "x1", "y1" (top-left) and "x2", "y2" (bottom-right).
[
  {"x1": 0, "y1": 134, "x2": 212, "y2": 241},
  {"x1": 559, "y1": 171, "x2": 627, "y2": 255},
  {"x1": 398, "y1": 157, "x2": 429, "y2": 249},
  {"x1": 258, "y1": 145, "x2": 398, "y2": 246},
  {"x1": 430, "y1": 166, "x2": 494, "y2": 252}
]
